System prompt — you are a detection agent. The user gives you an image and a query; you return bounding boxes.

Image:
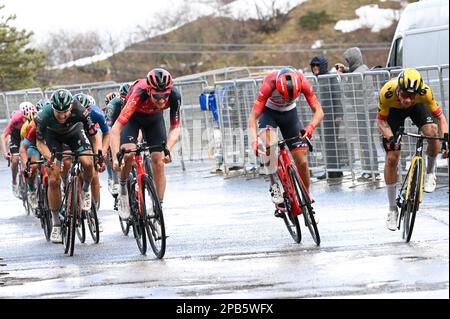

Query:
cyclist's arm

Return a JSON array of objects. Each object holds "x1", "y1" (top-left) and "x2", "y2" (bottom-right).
[
  {"x1": 36, "y1": 139, "x2": 51, "y2": 163},
  {"x1": 166, "y1": 89, "x2": 181, "y2": 151},
  {"x1": 436, "y1": 112, "x2": 449, "y2": 137},
  {"x1": 377, "y1": 118, "x2": 394, "y2": 139},
  {"x1": 19, "y1": 142, "x2": 28, "y2": 170},
  {"x1": 303, "y1": 80, "x2": 324, "y2": 129},
  {"x1": 1, "y1": 130, "x2": 9, "y2": 156},
  {"x1": 248, "y1": 109, "x2": 262, "y2": 145},
  {"x1": 110, "y1": 120, "x2": 124, "y2": 167}
]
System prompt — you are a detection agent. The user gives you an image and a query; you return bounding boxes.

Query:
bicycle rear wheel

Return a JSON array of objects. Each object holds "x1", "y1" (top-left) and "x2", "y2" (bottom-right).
[
  {"x1": 129, "y1": 179, "x2": 146, "y2": 255},
  {"x1": 86, "y1": 201, "x2": 100, "y2": 244},
  {"x1": 76, "y1": 211, "x2": 86, "y2": 243},
  {"x1": 403, "y1": 160, "x2": 422, "y2": 242},
  {"x1": 278, "y1": 171, "x2": 301, "y2": 243},
  {"x1": 39, "y1": 181, "x2": 52, "y2": 241},
  {"x1": 142, "y1": 176, "x2": 166, "y2": 259},
  {"x1": 289, "y1": 166, "x2": 320, "y2": 245}
]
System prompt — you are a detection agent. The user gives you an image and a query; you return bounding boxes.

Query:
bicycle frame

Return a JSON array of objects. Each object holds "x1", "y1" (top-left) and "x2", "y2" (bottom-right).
[{"x1": 277, "y1": 142, "x2": 302, "y2": 216}]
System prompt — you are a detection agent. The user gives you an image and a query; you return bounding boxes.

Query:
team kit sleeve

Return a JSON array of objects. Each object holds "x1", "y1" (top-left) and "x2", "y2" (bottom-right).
[
  {"x1": 117, "y1": 89, "x2": 142, "y2": 126},
  {"x1": 422, "y1": 84, "x2": 443, "y2": 117},
  {"x1": 301, "y1": 76, "x2": 320, "y2": 109},
  {"x1": 252, "y1": 75, "x2": 273, "y2": 113},
  {"x1": 377, "y1": 82, "x2": 393, "y2": 121},
  {"x1": 169, "y1": 88, "x2": 181, "y2": 128}
]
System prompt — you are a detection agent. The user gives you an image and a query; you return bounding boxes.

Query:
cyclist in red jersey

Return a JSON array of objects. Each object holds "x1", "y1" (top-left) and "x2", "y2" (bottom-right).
[
  {"x1": 110, "y1": 68, "x2": 181, "y2": 219},
  {"x1": 248, "y1": 67, "x2": 324, "y2": 206}
]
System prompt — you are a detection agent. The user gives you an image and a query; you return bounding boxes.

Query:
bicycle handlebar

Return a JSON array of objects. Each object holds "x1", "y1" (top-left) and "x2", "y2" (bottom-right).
[
  {"x1": 396, "y1": 126, "x2": 447, "y2": 141},
  {"x1": 278, "y1": 133, "x2": 314, "y2": 152},
  {"x1": 117, "y1": 142, "x2": 170, "y2": 167}
]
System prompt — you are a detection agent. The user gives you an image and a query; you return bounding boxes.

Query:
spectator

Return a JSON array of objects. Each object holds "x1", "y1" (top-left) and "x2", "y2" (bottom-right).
[
  {"x1": 343, "y1": 47, "x2": 380, "y2": 181},
  {"x1": 310, "y1": 55, "x2": 344, "y2": 179}
]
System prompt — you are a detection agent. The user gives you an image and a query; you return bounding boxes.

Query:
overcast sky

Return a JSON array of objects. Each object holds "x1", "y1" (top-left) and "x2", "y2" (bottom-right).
[{"x1": 1, "y1": 0, "x2": 185, "y2": 44}]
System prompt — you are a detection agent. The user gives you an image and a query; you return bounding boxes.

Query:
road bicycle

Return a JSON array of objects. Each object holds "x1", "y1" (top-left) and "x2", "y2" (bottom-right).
[
  {"x1": 9, "y1": 154, "x2": 31, "y2": 215},
  {"x1": 26, "y1": 158, "x2": 52, "y2": 241},
  {"x1": 260, "y1": 129, "x2": 320, "y2": 245},
  {"x1": 117, "y1": 142, "x2": 168, "y2": 258},
  {"x1": 395, "y1": 127, "x2": 448, "y2": 242},
  {"x1": 50, "y1": 149, "x2": 101, "y2": 256}
]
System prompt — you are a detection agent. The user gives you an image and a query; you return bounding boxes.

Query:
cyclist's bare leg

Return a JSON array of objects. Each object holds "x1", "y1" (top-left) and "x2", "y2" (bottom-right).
[
  {"x1": 151, "y1": 151, "x2": 165, "y2": 202},
  {"x1": 47, "y1": 165, "x2": 62, "y2": 212},
  {"x1": 384, "y1": 150, "x2": 400, "y2": 185},
  {"x1": 291, "y1": 149, "x2": 310, "y2": 190},
  {"x1": 61, "y1": 156, "x2": 72, "y2": 189},
  {"x1": 27, "y1": 155, "x2": 40, "y2": 188},
  {"x1": 11, "y1": 154, "x2": 19, "y2": 185},
  {"x1": 421, "y1": 123, "x2": 440, "y2": 173},
  {"x1": 79, "y1": 150, "x2": 94, "y2": 191},
  {"x1": 118, "y1": 143, "x2": 136, "y2": 182},
  {"x1": 91, "y1": 169, "x2": 100, "y2": 205}
]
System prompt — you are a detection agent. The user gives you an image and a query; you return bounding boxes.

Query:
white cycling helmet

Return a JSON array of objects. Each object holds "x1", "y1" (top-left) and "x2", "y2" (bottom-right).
[
  {"x1": 87, "y1": 95, "x2": 96, "y2": 106},
  {"x1": 19, "y1": 101, "x2": 37, "y2": 117}
]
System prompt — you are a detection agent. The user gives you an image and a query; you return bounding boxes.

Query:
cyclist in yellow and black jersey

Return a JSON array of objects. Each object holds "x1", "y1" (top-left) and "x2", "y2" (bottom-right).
[{"x1": 377, "y1": 68, "x2": 448, "y2": 231}]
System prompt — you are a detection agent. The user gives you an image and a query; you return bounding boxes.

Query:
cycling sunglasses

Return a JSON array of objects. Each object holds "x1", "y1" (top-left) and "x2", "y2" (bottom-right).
[
  {"x1": 151, "y1": 92, "x2": 170, "y2": 100},
  {"x1": 399, "y1": 90, "x2": 417, "y2": 100}
]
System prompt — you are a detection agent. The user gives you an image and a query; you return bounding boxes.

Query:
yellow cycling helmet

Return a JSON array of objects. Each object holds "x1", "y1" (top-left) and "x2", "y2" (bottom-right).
[{"x1": 398, "y1": 68, "x2": 423, "y2": 94}]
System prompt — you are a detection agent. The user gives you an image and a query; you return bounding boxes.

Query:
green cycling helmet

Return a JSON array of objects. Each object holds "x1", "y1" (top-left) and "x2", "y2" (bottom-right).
[
  {"x1": 73, "y1": 93, "x2": 90, "y2": 108},
  {"x1": 51, "y1": 89, "x2": 73, "y2": 112},
  {"x1": 119, "y1": 83, "x2": 130, "y2": 97}
]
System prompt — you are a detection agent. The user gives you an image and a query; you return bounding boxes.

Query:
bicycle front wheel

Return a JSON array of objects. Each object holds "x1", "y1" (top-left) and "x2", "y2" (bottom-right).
[
  {"x1": 403, "y1": 160, "x2": 422, "y2": 242},
  {"x1": 76, "y1": 211, "x2": 86, "y2": 244},
  {"x1": 129, "y1": 179, "x2": 147, "y2": 255},
  {"x1": 278, "y1": 171, "x2": 301, "y2": 243},
  {"x1": 40, "y1": 181, "x2": 52, "y2": 241},
  {"x1": 289, "y1": 166, "x2": 320, "y2": 245},
  {"x1": 63, "y1": 177, "x2": 79, "y2": 256},
  {"x1": 142, "y1": 176, "x2": 166, "y2": 259}
]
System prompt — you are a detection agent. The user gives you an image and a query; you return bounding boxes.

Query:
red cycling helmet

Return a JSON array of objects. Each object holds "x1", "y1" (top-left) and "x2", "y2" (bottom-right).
[
  {"x1": 146, "y1": 68, "x2": 173, "y2": 93},
  {"x1": 276, "y1": 67, "x2": 301, "y2": 100}
]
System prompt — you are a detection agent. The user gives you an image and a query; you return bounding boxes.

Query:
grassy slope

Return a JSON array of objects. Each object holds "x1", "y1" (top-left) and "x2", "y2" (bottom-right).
[{"x1": 42, "y1": 0, "x2": 408, "y2": 85}]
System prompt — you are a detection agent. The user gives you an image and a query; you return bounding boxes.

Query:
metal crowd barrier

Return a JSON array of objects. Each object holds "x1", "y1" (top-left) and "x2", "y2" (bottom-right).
[{"x1": 1, "y1": 65, "x2": 448, "y2": 180}]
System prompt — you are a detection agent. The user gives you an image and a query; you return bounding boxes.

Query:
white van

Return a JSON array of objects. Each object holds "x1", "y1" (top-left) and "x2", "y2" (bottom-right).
[{"x1": 386, "y1": 0, "x2": 449, "y2": 68}]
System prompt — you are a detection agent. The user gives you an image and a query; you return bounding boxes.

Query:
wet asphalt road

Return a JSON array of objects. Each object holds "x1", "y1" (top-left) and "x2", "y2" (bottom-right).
[{"x1": 0, "y1": 160, "x2": 448, "y2": 299}]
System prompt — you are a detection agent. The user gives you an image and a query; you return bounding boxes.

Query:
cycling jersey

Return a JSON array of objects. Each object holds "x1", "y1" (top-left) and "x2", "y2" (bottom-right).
[
  {"x1": 377, "y1": 79, "x2": 442, "y2": 121},
  {"x1": 253, "y1": 70, "x2": 320, "y2": 113},
  {"x1": 5, "y1": 110, "x2": 25, "y2": 134},
  {"x1": 89, "y1": 104, "x2": 109, "y2": 134},
  {"x1": 106, "y1": 96, "x2": 126, "y2": 126},
  {"x1": 117, "y1": 78, "x2": 181, "y2": 127},
  {"x1": 35, "y1": 100, "x2": 97, "y2": 141}
]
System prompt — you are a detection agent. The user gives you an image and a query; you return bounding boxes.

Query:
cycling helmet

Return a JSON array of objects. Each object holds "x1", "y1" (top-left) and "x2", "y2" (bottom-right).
[
  {"x1": 87, "y1": 95, "x2": 96, "y2": 106},
  {"x1": 275, "y1": 67, "x2": 301, "y2": 100},
  {"x1": 398, "y1": 68, "x2": 423, "y2": 94},
  {"x1": 51, "y1": 89, "x2": 73, "y2": 112},
  {"x1": 119, "y1": 83, "x2": 130, "y2": 97},
  {"x1": 73, "y1": 93, "x2": 90, "y2": 108},
  {"x1": 104, "y1": 92, "x2": 118, "y2": 105},
  {"x1": 146, "y1": 68, "x2": 173, "y2": 93},
  {"x1": 35, "y1": 98, "x2": 50, "y2": 111},
  {"x1": 19, "y1": 101, "x2": 37, "y2": 117}
]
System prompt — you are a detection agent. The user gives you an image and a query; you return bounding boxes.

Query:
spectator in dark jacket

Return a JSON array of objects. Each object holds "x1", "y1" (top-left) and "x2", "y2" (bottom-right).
[
  {"x1": 310, "y1": 55, "x2": 344, "y2": 179},
  {"x1": 343, "y1": 47, "x2": 380, "y2": 181}
]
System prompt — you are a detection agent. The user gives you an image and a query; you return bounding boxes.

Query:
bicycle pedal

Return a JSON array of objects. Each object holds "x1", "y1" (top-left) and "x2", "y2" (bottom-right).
[{"x1": 274, "y1": 210, "x2": 284, "y2": 218}]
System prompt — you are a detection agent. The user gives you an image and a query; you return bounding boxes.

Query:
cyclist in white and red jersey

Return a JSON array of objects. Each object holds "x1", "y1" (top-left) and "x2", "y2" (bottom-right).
[
  {"x1": 248, "y1": 67, "x2": 324, "y2": 207},
  {"x1": 1, "y1": 102, "x2": 36, "y2": 197},
  {"x1": 110, "y1": 68, "x2": 181, "y2": 219}
]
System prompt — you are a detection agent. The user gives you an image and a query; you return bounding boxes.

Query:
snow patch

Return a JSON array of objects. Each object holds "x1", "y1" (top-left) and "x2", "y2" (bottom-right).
[
  {"x1": 311, "y1": 40, "x2": 323, "y2": 49},
  {"x1": 334, "y1": 4, "x2": 400, "y2": 33},
  {"x1": 50, "y1": 52, "x2": 114, "y2": 70}
]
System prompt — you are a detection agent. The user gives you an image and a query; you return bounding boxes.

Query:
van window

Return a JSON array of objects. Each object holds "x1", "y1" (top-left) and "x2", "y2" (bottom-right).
[{"x1": 389, "y1": 37, "x2": 403, "y2": 67}]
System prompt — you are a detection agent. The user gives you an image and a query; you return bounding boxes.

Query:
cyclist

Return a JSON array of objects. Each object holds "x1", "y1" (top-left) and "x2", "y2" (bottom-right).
[
  {"x1": 110, "y1": 69, "x2": 181, "y2": 219},
  {"x1": 19, "y1": 107, "x2": 41, "y2": 210},
  {"x1": 1, "y1": 101, "x2": 36, "y2": 198},
  {"x1": 35, "y1": 89, "x2": 97, "y2": 243},
  {"x1": 105, "y1": 83, "x2": 130, "y2": 195},
  {"x1": 73, "y1": 93, "x2": 109, "y2": 212},
  {"x1": 248, "y1": 67, "x2": 324, "y2": 212},
  {"x1": 377, "y1": 68, "x2": 449, "y2": 231}
]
